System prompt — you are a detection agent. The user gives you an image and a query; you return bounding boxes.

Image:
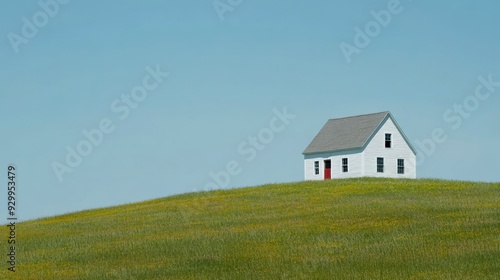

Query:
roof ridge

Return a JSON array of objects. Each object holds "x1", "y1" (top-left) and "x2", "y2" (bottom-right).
[{"x1": 328, "y1": 111, "x2": 389, "y2": 121}]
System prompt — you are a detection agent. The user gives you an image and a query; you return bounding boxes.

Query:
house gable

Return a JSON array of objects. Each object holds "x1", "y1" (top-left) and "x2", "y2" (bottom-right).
[{"x1": 362, "y1": 112, "x2": 417, "y2": 156}]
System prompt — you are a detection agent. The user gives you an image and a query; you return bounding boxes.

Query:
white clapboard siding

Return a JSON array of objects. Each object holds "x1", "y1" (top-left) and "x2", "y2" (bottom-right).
[
  {"x1": 304, "y1": 149, "x2": 364, "y2": 180},
  {"x1": 363, "y1": 117, "x2": 416, "y2": 178}
]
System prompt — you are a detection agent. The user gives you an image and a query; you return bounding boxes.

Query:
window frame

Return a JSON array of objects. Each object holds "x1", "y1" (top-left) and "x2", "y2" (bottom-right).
[
  {"x1": 377, "y1": 157, "x2": 384, "y2": 173},
  {"x1": 385, "y1": 133, "x2": 392, "y2": 148},
  {"x1": 342, "y1": 158, "x2": 348, "y2": 173},
  {"x1": 397, "y1": 159, "x2": 404, "y2": 174},
  {"x1": 314, "y1": 161, "x2": 319, "y2": 175}
]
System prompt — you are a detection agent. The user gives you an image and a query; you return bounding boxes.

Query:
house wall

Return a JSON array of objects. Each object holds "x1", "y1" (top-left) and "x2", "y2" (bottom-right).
[
  {"x1": 363, "y1": 117, "x2": 416, "y2": 178},
  {"x1": 304, "y1": 149, "x2": 364, "y2": 180}
]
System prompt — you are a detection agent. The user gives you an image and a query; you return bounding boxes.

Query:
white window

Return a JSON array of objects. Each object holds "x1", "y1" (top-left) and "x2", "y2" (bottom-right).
[
  {"x1": 314, "y1": 161, "x2": 319, "y2": 175},
  {"x1": 385, "y1": 134, "x2": 391, "y2": 148},
  {"x1": 377, "y1": 157, "x2": 384, "y2": 173},
  {"x1": 342, "y1": 158, "x2": 348, "y2": 173},
  {"x1": 397, "y1": 159, "x2": 404, "y2": 174}
]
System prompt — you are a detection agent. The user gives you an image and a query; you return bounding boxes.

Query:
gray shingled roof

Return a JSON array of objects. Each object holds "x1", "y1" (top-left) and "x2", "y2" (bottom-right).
[{"x1": 303, "y1": 111, "x2": 390, "y2": 155}]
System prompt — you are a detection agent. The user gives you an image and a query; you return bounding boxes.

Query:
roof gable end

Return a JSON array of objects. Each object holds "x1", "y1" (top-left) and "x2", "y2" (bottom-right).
[{"x1": 371, "y1": 112, "x2": 417, "y2": 155}]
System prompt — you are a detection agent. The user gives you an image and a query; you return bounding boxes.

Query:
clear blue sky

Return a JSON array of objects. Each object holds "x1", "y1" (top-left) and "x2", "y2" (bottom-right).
[{"x1": 1, "y1": 0, "x2": 499, "y2": 221}]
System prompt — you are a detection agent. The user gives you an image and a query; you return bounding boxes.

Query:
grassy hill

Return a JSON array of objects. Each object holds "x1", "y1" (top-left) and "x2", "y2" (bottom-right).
[{"x1": 1, "y1": 178, "x2": 499, "y2": 279}]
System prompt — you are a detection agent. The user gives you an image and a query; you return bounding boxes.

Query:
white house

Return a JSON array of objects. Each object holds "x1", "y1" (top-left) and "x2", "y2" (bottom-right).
[{"x1": 303, "y1": 111, "x2": 416, "y2": 180}]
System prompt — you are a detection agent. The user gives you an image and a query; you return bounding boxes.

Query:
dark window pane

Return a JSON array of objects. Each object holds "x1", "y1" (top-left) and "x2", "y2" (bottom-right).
[
  {"x1": 385, "y1": 134, "x2": 392, "y2": 148},
  {"x1": 377, "y1": 157, "x2": 384, "y2": 173},
  {"x1": 342, "y1": 158, "x2": 348, "y2": 172},
  {"x1": 397, "y1": 159, "x2": 404, "y2": 174}
]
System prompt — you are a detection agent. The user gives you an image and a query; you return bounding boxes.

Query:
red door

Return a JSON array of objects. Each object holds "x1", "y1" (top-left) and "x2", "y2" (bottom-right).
[{"x1": 324, "y1": 160, "x2": 331, "y2": 180}]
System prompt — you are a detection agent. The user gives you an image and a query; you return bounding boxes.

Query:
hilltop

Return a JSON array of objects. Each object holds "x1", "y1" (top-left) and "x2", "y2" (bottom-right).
[{"x1": 1, "y1": 178, "x2": 499, "y2": 279}]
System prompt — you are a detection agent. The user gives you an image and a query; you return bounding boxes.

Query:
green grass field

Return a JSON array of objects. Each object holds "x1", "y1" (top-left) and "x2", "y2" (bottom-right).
[{"x1": 1, "y1": 178, "x2": 499, "y2": 279}]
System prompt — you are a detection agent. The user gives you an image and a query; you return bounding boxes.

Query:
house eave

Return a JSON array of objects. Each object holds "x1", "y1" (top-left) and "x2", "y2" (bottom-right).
[{"x1": 302, "y1": 147, "x2": 362, "y2": 156}]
